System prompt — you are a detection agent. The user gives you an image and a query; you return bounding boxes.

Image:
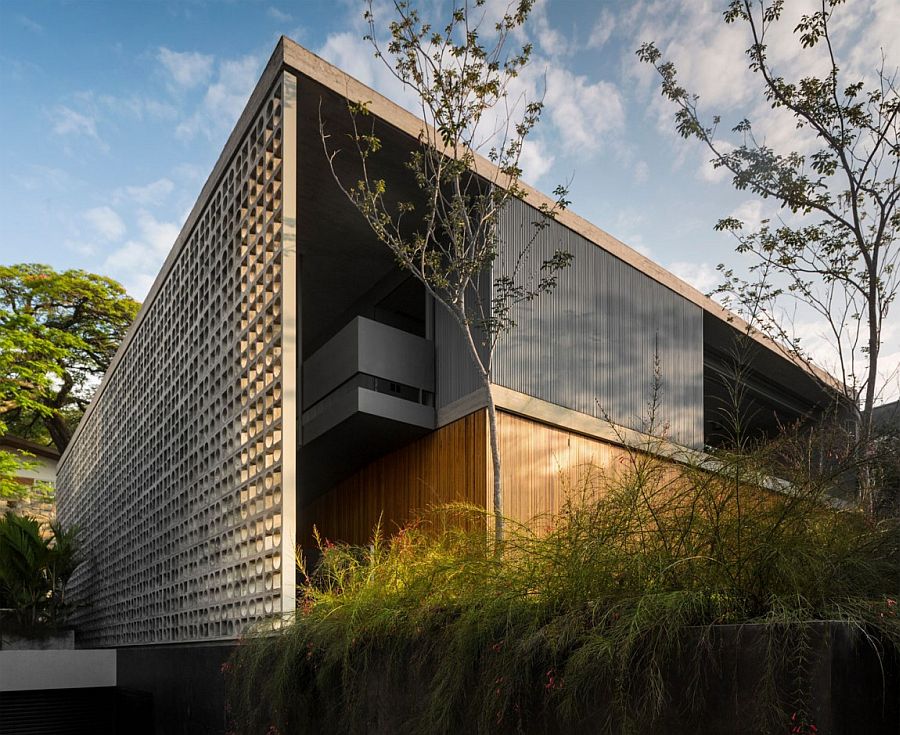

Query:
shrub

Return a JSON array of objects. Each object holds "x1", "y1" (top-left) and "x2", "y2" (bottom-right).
[{"x1": 0, "y1": 512, "x2": 81, "y2": 637}]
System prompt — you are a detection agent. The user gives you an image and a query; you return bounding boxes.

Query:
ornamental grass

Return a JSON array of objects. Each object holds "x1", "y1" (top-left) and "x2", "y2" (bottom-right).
[{"x1": 228, "y1": 421, "x2": 900, "y2": 734}]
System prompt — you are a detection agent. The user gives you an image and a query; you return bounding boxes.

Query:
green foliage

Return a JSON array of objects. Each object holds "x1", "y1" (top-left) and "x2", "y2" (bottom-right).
[
  {"x1": 0, "y1": 512, "x2": 81, "y2": 636},
  {"x1": 0, "y1": 448, "x2": 53, "y2": 501},
  {"x1": 637, "y1": 1, "x2": 899, "y2": 516},
  {"x1": 0, "y1": 263, "x2": 139, "y2": 453},
  {"x1": 0, "y1": 450, "x2": 31, "y2": 500},
  {"x1": 229, "y1": 430, "x2": 900, "y2": 734}
]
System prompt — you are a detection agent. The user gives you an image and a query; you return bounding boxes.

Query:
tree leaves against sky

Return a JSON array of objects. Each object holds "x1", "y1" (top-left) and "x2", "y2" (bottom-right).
[{"x1": 0, "y1": 263, "x2": 139, "y2": 454}]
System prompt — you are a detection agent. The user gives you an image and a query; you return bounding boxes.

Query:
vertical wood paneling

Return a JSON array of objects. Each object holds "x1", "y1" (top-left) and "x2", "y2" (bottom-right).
[
  {"x1": 494, "y1": 199, "x2": 705, "y2": 449},
  {"x1": 497, "y1": 411, "x2": 632, "y2": 529},
  {"x1": 300, "y1": 411, "x2": 488, "y2": 547},
  {"x1": 302, "y1": 408, "x2": 648, "y2": 544}
]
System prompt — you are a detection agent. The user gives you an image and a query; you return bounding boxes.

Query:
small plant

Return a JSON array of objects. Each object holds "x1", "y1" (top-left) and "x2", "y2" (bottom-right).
[{"x1": 0, "y1": 512, "x2": 81, "y2": 637}]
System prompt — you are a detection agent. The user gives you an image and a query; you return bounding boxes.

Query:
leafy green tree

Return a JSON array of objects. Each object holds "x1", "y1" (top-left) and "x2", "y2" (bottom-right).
[
  {"x1": 638, "y1": 0, "x2": 899, "y2": 515},
  {"x1": 0, "y1": 264, "x2": 139, "y2": 454},
  {"x1": 321, "y1": 0, "x2": 572, "y2": 542}
]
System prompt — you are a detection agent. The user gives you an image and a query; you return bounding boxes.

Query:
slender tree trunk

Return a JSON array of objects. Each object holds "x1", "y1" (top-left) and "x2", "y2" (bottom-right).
[
  {"x1": 859, "y1": 301, "x2": 880, "y2": 517},
  {"x1": 485, "y1": 389, "x2": 503, "y2": 546},
  {"x1": 450, "y1": 299, "x2": 505, "y2": 545}
]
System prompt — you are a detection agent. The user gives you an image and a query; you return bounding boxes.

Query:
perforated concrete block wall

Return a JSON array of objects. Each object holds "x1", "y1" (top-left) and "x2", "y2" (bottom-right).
[{"x1": 57, "y1": 71, "x2": 298, "y2": 647}]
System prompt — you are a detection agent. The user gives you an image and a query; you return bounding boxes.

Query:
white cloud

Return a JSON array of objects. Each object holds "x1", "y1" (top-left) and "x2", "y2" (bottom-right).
[
  {"x1": 543, "y1": 65, "x2": 625, "y2": 154},
  {"x1": 157, "y1": 47, "x2": 214, "y2": 90},
  {"x1": 729, "y1": 200, "x2": 768, "y2": 231},
  {"x1": 633, "y1": 160, "x2": 649, "y2": 184},
  {"x1": 696, "y1": 139, "x2": 735, "y2": 183},
  {"x1": 267, "y1": 7, "x2": 292, "y2": 23},
  {"x1": 749, "y1": 103, "x2": 821, "y2": 158},
  {"x1": 842, "y1": 0, "x2": 900, "y2": 85},
  {"x1": 531, "y1": 1, "x2": 569, "y2": 57},
  {"x1": 53, "y1": 106, "x2": 99, "y2": 139},
  {"x1": 607, "y1": 209, "x2": 651, "y2": 254},
  {"x1": 667, "y1": 261, "x2": 720, "y2": 294},
  {"x1": 631, "y1": 0, "x2": 900, "y2": 163},
  {"x1": 785, "y1": 315, "x2": 844, "y2": 376},
  {"x1": 877, "y1": 353, "x2": 900, "y2": 404},
  {"x1": 630, "y1": 242, "x2": 654, "y2": 259},
  {"x1": 11, "y1": 165, "x2": 77, "y2": 192},
  {"x1": 116, "y1": 178, "x2": 175, "y2": 207},
  {"x1": 103, "y1": 211, "x2": 181, "y2": 299},
  {"x1": 315, "y1": 5, "x2": 624, "y2": 167},
  {"x1": 876, "y1": 317, "x2": 900, "y2": 403},
  {"x1": 317, "y1": 31, "x2": 417, "y2": 111},
  {"x1": 175, "y1": 55, "x2": 262, "y2": 141},
  {"x1": 84, "y1": 206, "x2": 126, "y2": 241},
  {"x1": 587, "y1": 9, "x2": 616, "y2": 49},
  {"x1": 64, "y1": 239, "x2": 98, "y2": 257},
  {"x1": 518, "y1": 139, "x2": 554, "y2": 185},
  {"x1": 173, "y1": 162, "x2": 206, "y2": 183},
  {"x1": 17, "y1": 15, "x2": 43, "y2": 33},
  {"x1": 98, "y1": 93, "x2": 178, "y2": 121},
  {"x1": 629, "y1": 0, "x2": 752, "y2": 115}
]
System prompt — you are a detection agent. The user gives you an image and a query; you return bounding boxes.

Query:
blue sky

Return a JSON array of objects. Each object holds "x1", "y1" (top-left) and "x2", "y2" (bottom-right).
[{"x1": 1, "y1": 0, "x2": 897, "y2": 400}]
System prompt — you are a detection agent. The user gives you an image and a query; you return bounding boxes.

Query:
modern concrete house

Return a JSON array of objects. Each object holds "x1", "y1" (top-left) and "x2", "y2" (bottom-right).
[{"x1": 55, "y1": 37, "x2": 837, "y2": 728}]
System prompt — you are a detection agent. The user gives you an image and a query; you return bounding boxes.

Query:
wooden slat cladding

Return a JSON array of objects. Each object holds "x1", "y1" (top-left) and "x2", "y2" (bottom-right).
[
  {"x1": 496, "y1": 412, "x2": 790, "y2": 534},
  {"x1": 299, "y1": 411, "x2": 488, "y2": 548},
  {"x1": 493, "y1": 411, "x2": 634, "y2": 529},
  {"x1": 302, "y1": 408, "x2": 641, "y2": 546}
]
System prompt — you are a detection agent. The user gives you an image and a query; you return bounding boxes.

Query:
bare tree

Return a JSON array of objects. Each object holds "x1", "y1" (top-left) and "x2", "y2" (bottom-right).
[
  {"x1": 321, "y1": 0, "x2": 572, "y2": 542},
  {"x1": 638, "y1": 0, "x2": 900, "y2": 515}
]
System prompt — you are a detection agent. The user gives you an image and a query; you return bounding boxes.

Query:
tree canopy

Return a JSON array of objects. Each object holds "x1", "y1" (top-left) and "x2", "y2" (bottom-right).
[{"x1": 0, "y1": 264, "x2": 139, "y2": 454}]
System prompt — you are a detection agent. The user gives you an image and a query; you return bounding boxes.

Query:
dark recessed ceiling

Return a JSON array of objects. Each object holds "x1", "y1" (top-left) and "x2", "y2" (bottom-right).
[{"x1": 295, "y1": 75, "x2": 427, "y2": 354}]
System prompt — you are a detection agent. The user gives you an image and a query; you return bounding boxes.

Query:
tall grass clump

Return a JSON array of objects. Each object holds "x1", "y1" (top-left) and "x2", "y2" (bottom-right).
[{"x1": 228, "y1": 421, "x2": 899, "y2": 734}]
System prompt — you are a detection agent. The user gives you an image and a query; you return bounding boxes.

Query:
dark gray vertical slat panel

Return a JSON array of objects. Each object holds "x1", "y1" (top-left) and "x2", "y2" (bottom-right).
[
  {"x1": 435, "y1": 301, "x2": 484, "y2": 408},
  {"x1": 494, "y1": 199, "x2": 704, "y2": 449}
]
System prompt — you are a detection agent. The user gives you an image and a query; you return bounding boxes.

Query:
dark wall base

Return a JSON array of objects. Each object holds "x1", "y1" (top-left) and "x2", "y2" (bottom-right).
[
  {"x1": 116, "y1": 642, "x2": 235, "y2": 735},
  {"x1": 0, "y1": 687, "x2": 115, "y2": 735},
  {"x1": 236, "y1": 621, "x2": 898, "y2": 735}
]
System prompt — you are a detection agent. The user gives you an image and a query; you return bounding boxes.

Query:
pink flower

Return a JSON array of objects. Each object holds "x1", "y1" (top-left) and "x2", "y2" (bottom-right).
[{"x1": 544, "y1": 667, "x2": 559, "y2": 691}]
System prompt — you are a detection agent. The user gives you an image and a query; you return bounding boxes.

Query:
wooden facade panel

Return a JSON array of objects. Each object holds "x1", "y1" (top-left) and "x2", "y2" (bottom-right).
[
  {"x1": 302, "y1": 408, "x2": 643, "y2": 546},
  {"x1": 496, "y1": 411, "x2": 632, "y2": 529},
  {"x1": 299, "y1": 411, "x2": 488, "y2": 547}
]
